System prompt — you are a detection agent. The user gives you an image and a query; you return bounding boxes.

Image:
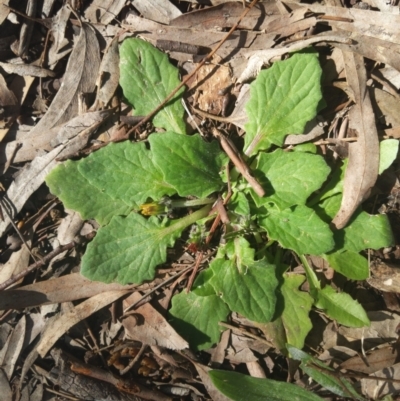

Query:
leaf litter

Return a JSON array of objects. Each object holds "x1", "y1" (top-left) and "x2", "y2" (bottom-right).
[{"x1": 0, "y1": 1, "x2": 400, "y2": 400}]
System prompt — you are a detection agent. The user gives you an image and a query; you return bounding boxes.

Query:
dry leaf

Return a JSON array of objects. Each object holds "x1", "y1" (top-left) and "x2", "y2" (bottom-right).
[
  {"x1": 36, "y1": 290, "x2": 130, "y2": 357},
  {"x1": 47, "y1": 6, "x2": 72, "y2": 68},
  {"x1": 122, "y1": 292, "x2": 189, "y2": 350},
  {"x1": 93, "y1": 38, "x2": 120, "y2": 108},
  {"x1": 361, "y1": 362, "x2": 400, "y2": 399},
  {"x1": 332, "y1": 52, "x2": 379, "y2": 229},
  {"x1": 27, "y1": 22, "x2": 100, "y2": 138},
  {"x1": 84, "y1": 0, "x2": 126, "y2": 24},
  {"x1": 0, "y1": 370, "x2": 11, "y2": 400},
  {"x1": 0, "y1": 315, "x2": 26, "y2": 379},
  {"x1": 0, "y1": 61, "x2": 56, "y2": 78},
  {"x1": 341, "y1": 345, "x2": 400, "y2": 375},
  {"x1": 370, "y1": 87, "x2": 400, "y2": 127},
  {"x1": 193, "y1": 362, "x2": 233, "y2": 401},
  {"x1": 0, "y1": 145, "x2": 68, "y2": 237},
  {"x1": 132, "y1": 0, "x2": 181, "y2": 24},
  {"x1": 0, "y1": 273, "x2": 136, "y2": 310},
  {"x1": 0, "y1": 73, "x2": 18, "y2": 129}
]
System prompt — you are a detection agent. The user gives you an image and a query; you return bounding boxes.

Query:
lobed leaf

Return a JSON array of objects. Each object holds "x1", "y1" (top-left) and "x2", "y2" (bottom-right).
[
  {"x1": 119, "y1": 38, "x2": 186, "y2": 134},
  {"x1": 169, "y1": 291, "x2": 230, "y2": 351},
  {"x1": 281, "y1": 274, "x2": 313, "y2": 349},
  {"x1": 244, "y1": 52, "x2": 323, "y2": 156},
  {"x1": 251, "y1": 149, "x2": 330, "y2": 209},
  {"x1": 81, "y1": 206, "x2": 210, "y2": 285},
  {"x1": 150, "y1": 132, "x2": 227, "y2": 198},
  {"x1": 77, "y1": 141, "x2": 176, "y2": 210},
  {"x1": 258, "y1": 205, "x2": 334, "y2": 255},
  {"x1": 323, "y1": 250, "x2": 369, "y2": 280},
  {"x1": 46, "y1": 160, "x2": 132, "y2": 226},
  {"x1": 210, "y1": 257, "x2": 278, "y2": 323},
  {"x1": 315, "y1": 285, "x2": 370, "y2": 327}
]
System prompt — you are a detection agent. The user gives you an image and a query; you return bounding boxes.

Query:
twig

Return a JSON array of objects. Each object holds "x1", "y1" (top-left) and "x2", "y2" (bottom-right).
[
  {"x1": 218, "y1": 321, "x2": 274, "y2": 348},
  {"x1": 212, "y1": 128, "x2": 265, "y2": 197},
  {"x1": 0, "y1": 241, "x2": 75, "y2": 291},
  {"x1": 123, "y1": 265, "x2": 194, "y2": 313},
  {"x1": 124, "y1": 0, "x2": 260, "y2": 137}
]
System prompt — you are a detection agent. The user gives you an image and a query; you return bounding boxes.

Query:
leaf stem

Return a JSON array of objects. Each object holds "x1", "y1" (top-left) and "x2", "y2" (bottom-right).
[
  {"x1": 169, "y1": 197, "x2": 216, "y2": 208},
  {"x1": 299, "y1": 254, "x2": 321, "y2": 292},
  {"x1": 164, "y1": 204, "x2": 214, "y2": 235}
]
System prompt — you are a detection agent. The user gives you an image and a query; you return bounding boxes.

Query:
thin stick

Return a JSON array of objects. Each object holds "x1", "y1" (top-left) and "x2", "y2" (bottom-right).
[
  {"x1": 0, "y1": 241, "x2": 75, "y2": 291},
  {"x1": 212, "y1": 128, "x2": 265, "y2": 197}
]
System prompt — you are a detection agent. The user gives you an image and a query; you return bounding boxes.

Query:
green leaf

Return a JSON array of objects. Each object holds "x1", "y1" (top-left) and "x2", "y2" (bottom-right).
[
  {"x1": 315, "y1": 285, "x2": 370, "y2": 327},
  {"x1": 209, "y1": 370, "x2": 324, "y2": 401},
  {"x1": 119, "y1": 38, "x2": 186, "y2": 134},
  {"x1": 287, "y1": 345, "x2": 365, "y2": 400},
  {"x1": 281, "y1": 274, "x2": 313, "y2": 349},
  {"x1": 251, "y1": 149, "x2": 330, "y2": 209},
  {"x1": 78, "y1": 141, "x2": 176, "y2": 209},
  {"x1": 230, "y1": 191, "x2": 251, "y2": 217},
  {"x1": 379, "y1": 139, "x2": 399, "y2": 174},
  {"x1": 244, "y1": 53, "x2": 323, "y2": 156},
  {"x1": 339, "y1": 211, "x2": 394, "y2": 252},
  {"x1": 323, "y1": 250, "x2": 369, "y2": 280},
  {"x1": 81, "y1": 205, "x2": 211, "y2": 284},
  {"x1": 46, "y1": 160, "x2": 132, "y2": 226},
  {"x1": 149, "y1": 132, "x2": 227, "y2": 198},
  {"x1": 210, "y1": 255, "x2": 278, "y2": 323},
  {"x1": 169, "y1": 290, "x2": 230, "y2": 351},
  {"x1": 258, "y1": 205, "x2": 334, "y2": 255}
]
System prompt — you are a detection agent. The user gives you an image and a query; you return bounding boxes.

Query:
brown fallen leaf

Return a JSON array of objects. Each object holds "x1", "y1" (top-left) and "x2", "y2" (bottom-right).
[
  {"x1": 0, "y1": 315, "x2": 26, "y2": 379},
  {"x1": 332, "y1": 52, "x2": 379, "y2": 229},
  {"x1": 84, "y1": 0, "x2": 127, "y2": 24},
  {"x1": 361, "y1": 362, "x2": 400, "y2": 399},
  {"x1": 132, "y1": 0, "x2": 181, "y2": 24},
  {"x1": 370, "y1": 87, "x2": 400, "y2": 127},
  {"x1": 0, "y1": 61, "x2": 56, "y2": 78},
  {"x1": 0, "y1": 73, "x2": 19, "y2": 129},
  {"x1": 340, "y1": 345, "x2": 400, "y2": 375},
  {"x1": 122, "y1": 292, "x2": 189, "y2": 350},
  {"x1": 0, "y1": 273, "x2": 137, "y2": 310},
  {"x1": 0, "y1": 108, "x2": 112, "y2": 163},
  {"x1": 27, "y1": 22, "x2": 100, "y2": 138},
  {"x1": 36, "y1": 290, "x2": 131, "y2": 357}
]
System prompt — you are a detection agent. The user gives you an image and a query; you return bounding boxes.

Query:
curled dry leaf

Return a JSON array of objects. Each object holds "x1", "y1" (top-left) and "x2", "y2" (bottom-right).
[
  {"x1": 332, "y1": 52, "x2": 379, "y2": 229},
  {"x1": 0, "y1": 62, "x2": 56, "y2": 78}
]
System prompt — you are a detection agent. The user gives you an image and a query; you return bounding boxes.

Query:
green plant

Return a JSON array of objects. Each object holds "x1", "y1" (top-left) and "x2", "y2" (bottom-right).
[{"x1": 46, "y1": 38, "x2": 396, "y2": 398}]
